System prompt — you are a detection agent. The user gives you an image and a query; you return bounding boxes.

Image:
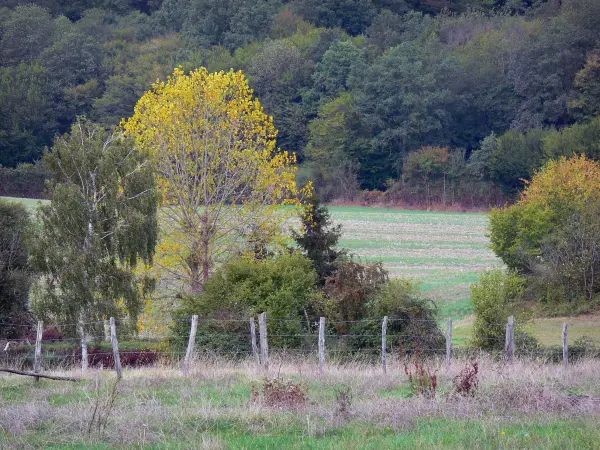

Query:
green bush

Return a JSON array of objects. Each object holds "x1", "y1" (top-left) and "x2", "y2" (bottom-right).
[
  {"x1": 471, "y1": 269, "x2": 534, "y2": 350},
  {"x1": 0, "y1": 163, "x2": 48, "y2": 198},
  {"x1": 351, "y1": 279, "x2": 444, "y2": 352},
  {"x1": 172, "y1": 252, "x2": 320, "y2": 352},
  {"x1": 325, "y1": 273, "x2": 444, "y2": 353}
]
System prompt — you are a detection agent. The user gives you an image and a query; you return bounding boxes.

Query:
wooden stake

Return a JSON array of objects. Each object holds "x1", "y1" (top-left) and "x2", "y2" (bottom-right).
[
  {"x1": 446, "y1": 318, "x2": 452, "y2": 371},
  {"x1": 259, "y1": 312, "x2": 268, "y2": 371},
  {"x1": 183, "y1": 315, "x2": 198, "y2": 376},
  {"x1": 103, "y1": 319, "x2": 111, "y2": 342},
  {"x1": 381, "y1": 316, "x2": 388, "y2": 374},
  {"x1": 109, "y1": 317, "x2": 122, "y2": 379},
  {"x1": 318, "y1": 317, "x2": 326, "y2": 376},
  {"x1": 505, "y1": 315, "x2": 515, "y2": 363},
  {"x1": 34, "y1": 321, "x2": 43, "y2": 381},
  {"x1": 250, "y1": 317, "x2": 260, "y2": 369},
  {"x1": 81, "y1": 331, "x2": 88, "y2": 373},
  {"x1": 562, "y1": 322, "x2": 569, "y2": 368}
]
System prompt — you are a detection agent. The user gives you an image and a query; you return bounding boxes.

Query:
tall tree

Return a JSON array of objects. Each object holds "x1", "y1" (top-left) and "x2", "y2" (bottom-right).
[
  {"x1": 124, "y1": 67, "x2": 308, "y2": 294},
  {"x1": 303, "y1": 92, "x2": 364, "y2": 200},
  {"x1": 248, "y1": 39, "x2": 314, "y2": 159},
  {"x1": 30, "y1": 119, "x2": 158, "y2": 326},
  {"x1": 350, "y1": 40, "x2": 458, "y2": 188},
  {"x1": 0, "y1": 63, "x2": 57, "y2": 166},
  {"x1": 0, "y1": 199, "x2": 33, "y2": 338},
  {"x1": 569, "y1": 53, "x2": 600, "y2": 121}
]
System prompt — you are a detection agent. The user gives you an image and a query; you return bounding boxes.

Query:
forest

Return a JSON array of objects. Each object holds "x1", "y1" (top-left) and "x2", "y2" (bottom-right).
[{"x1": 1, "y1": 0, "x2": 600, "y2": 205}]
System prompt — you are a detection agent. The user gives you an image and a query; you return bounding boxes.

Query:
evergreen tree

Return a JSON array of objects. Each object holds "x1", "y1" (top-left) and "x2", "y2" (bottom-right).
[{"x1": 292, "y1": 197, "x2": 346, "y2": 286}]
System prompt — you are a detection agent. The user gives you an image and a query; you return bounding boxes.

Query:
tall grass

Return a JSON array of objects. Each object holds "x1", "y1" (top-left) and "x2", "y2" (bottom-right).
[{"x1": 1, "y1": 355, "x2": 600, "y2": 448}]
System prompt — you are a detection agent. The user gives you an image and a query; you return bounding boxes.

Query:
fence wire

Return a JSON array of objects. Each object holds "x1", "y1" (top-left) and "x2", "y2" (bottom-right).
[{"x1": 1, "y1": 315, "x2": 600, "y2": 372}]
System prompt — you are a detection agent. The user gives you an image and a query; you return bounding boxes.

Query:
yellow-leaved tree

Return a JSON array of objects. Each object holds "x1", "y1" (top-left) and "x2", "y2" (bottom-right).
[{"x1": 125, "y1": 67, "x2": 309, "y2": 299}]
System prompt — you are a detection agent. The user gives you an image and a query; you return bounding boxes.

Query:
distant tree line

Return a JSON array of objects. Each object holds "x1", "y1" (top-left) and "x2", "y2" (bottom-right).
[{"x1": 1, "y1": 0, "x2": 600, "y2": 205}]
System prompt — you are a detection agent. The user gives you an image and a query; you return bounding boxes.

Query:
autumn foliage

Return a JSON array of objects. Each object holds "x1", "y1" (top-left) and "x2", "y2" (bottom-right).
[
  {"x1": 125, "y1": 68, "x2": 310, "y2": 297},
  {"x1": 490, "y1": 155, "x2": 600, "y2": 306}
]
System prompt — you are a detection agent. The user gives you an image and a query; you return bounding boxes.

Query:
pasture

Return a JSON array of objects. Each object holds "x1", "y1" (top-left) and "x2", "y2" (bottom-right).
[
  {"x1": 1, "y1": 198, "x2": 501, "y2": 322},
  {"x1": 3, "y1": 197, "x2": 600, "y2": 448},
  {"x1": 328, "y1": 206, "x2": 501, "y2": 320},
  {"x1": 2, "y1": 356, "x2": 600, "y2": 449}
]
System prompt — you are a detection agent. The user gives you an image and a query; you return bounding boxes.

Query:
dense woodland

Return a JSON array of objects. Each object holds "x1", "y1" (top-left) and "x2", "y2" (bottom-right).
[{"x1": 1, "y1": 0, "x2": 600, "y2": 205}]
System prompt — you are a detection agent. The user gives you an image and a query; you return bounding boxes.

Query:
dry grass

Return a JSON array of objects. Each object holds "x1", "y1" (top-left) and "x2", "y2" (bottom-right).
[{"x1": 2, "y1": 355, "x2": 600, "y2": 448}]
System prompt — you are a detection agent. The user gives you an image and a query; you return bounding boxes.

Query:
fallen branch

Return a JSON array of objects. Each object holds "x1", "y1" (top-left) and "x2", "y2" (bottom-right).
[{"x1": 0, "y1": 368, "x2": 81, "y2": 382}]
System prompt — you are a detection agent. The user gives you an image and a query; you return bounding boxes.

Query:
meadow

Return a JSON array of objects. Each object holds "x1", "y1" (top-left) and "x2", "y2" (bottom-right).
[
  {"x1": 2, "y1": 356, "x2": 600, "y2": 449},
  {"x1": 4, "y1": 197, "x2": 600, "y2": 448},
  {"x1": 327, "y1": 206, "x2": 501, "y2": 321}
]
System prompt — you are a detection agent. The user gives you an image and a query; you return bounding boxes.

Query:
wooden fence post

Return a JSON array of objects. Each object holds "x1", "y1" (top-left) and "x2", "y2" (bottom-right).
[
  {"x1": 259, "y1": 312, "x2": 268, "y2": 371},
  {"x1": 81, "y1": 331, "x2": 88, "y2": 373},
  {"x1": 318, "y1": 317, "x2": 326, "y2": 376},
  {"x1": 381, "y1": 316, "x2": 388, "y2": 374},
  {"x1": 505, "y1": 315, "x2": 515, "y2": 363},
  {"x1": 446, "y1": 318, "x2": 452, "y2": 371},
  {"x1": 109, "y1": 317, "x2": 122, "y2": 379},
  {"x1": 249, "y1": 317, "x2": 260, "y2": 369},
  {"x1": 103, "y1": 319, "x2": 111, "y2": 342},
  {"x1": 562, "y1": 322, "x2": 569, "y2": 368},
  {"x1": 183, "y1": 315, "x2": 198, "y2": 376},
  {"x1": 34, "y1": 321, "x2": 43, "y2": 381}
]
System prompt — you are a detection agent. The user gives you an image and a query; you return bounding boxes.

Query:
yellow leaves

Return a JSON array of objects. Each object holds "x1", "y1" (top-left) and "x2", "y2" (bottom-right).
[
  {"x1": 522, "y1": 155, "x2": 600, "y2": 208},
  {"x1": 124, "y1": 66, "x2": 313, "y2": 295}
]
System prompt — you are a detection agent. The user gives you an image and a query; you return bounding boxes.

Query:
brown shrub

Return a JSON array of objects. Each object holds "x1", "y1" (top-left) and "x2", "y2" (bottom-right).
[
  {"x1": 251, "y1": 377, "x2": 308, "y2": 409},
  {"x1": 453, "y1": 361, "x2": 479, "y2": 397},
  {"x1": 404, "y1": 359, "x2": 438, "y2": 398}
]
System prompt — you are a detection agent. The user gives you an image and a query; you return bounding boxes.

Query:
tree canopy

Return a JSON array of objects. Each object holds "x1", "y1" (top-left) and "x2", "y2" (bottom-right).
[
  {"x1": 30, "y1": 119, "x2": 158, "y2": 326},
  {"x1": 125, "y1": 67, "x2": 308, "y2": 294},
  {"x1": 1, "y1": 0, "x2": 600, "y2": 206}
]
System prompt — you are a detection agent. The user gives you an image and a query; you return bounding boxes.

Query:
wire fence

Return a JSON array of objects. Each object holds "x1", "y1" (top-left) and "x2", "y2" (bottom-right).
[{"x1": 1, "y1": 314, "x2": 600, "y2": 377}]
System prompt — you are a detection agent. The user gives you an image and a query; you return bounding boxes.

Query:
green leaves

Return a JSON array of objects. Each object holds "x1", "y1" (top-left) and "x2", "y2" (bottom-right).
[{"x1": 30, "y1": 119, "x2": 158, "y2": 325}]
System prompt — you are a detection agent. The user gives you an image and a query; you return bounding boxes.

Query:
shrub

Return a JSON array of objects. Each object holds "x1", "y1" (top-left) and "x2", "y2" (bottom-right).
[
  {"x1": 0, "y1": 199, "x2": 33, "y2": 338},
  {"x1": 490, "y1": 156, "x2": 600, "y2": 305},
  {"x1": 0, "y1": 163, "x2": 48, "y2": 199},
  {"x1": 324, "y1": 259, "x2": 388, "y2": 328},
  {"x1": 334, "y1": 386, "x2": 353, "y2": 419},
  {"x1": 347, "y1": 279, "x2": 444, "y2": 352},
  {"x1": 41, "y1": 327, "x2": 64, "y2": 343},
  {"x1": 173, "y1": 253, "x2": 320, "y2": 351},
  {"x1": 471, "y1": 269, "x2": 534, "y2": 350},
  {"x1": 251, "y1": 377, "x2": 309, "y2": 409},
  {"x1": 404, "y1": 359, "x2": 438, "y2": 398},
  {"x1": 453, "y1": 361, "x2": 479, "y2": 397}
]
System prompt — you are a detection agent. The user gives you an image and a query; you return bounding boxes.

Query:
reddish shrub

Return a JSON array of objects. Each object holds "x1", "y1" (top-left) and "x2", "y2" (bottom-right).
[
  {"x1": 453, "y1": 361, "x2": 479, "y2": 397},
  {"x1": 404, "y1": 360, "x2": 438, "y2": 398},
  {"x1": 41, "y1": 327, "x2": 64, "y2": 343},
  {"x1": 86, "y1": 347, "x2": 159, "y2": 368}
]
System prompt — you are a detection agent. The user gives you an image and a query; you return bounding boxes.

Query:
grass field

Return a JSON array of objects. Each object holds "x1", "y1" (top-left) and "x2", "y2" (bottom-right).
[
  {"x1": 2, "y1": 356, "x2": 600, "y2": 449},
  {"x1": 328, "y1": 206, "x2": 501, "y2": 320}
]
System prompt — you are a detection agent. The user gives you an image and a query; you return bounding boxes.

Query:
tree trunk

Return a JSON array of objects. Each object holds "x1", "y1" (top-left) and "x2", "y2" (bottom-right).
[
  {"x1": 201, "y1": 213, "x2": 210, "y2": 284},
  {"x1": 189, "y1": 240, "x2": 202, "y2": 294}
]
